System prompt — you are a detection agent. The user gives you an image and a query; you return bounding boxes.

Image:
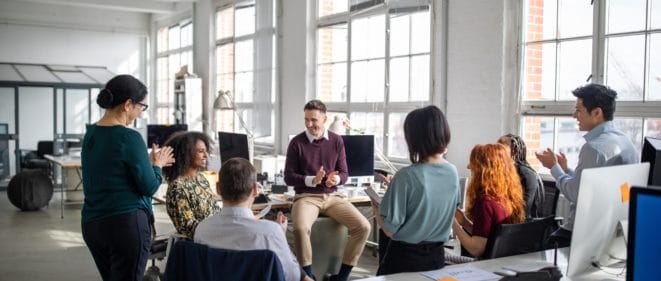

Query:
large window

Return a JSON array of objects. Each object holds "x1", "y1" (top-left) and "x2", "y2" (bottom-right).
[
  {"x1": 520, "y1": 0, "x2": 661, "y2": 173},
  {"x1": 215, "y1": 0, "x2": 276, "y2": 145},
  {"x1": 155, "y1": 19, "x2": 194, "y2": 125},
  {"x1": 316, "y1": 0, "x2": 433, "y2": 161}
]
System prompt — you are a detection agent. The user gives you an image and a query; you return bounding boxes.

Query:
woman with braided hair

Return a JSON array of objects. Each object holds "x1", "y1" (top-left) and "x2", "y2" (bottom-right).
[{"x1": 497, "y1": 133, "x2": 545, "y2": 218}]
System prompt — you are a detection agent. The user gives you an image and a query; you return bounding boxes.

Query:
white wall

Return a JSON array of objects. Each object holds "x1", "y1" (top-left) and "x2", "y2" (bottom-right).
[
  {"x1": 444, "y1": 0, "x2": 518, "y2": 177},
  {"x1": 0, "y1": 0, "x2": 150, "y2": 77}
]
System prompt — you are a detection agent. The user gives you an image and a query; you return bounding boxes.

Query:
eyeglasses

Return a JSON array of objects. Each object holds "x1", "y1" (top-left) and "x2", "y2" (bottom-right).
[{"x1": 135, "y1": 101, "x2": 149, "y2": 112}]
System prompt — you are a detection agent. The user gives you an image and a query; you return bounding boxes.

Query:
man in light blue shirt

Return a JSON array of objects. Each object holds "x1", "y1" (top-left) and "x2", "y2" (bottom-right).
[
  {"x1": 535, "y1": 84, "x2": 639, "y2": 246},
  {"x1": 195, "y1": 158, "x2": 312, "y2": 281}
]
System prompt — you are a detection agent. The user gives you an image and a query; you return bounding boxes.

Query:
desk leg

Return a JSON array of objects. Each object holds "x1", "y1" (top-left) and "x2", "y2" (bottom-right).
[
  {"x1": 53, "y1": 163, "x2": 62, "y2": 219},
  {"x1": 74, "y1": 168, "x2": 82, "y2": 191},
  {"x1": 60, "y1": 165, "x2": 65, "y2": 219}
]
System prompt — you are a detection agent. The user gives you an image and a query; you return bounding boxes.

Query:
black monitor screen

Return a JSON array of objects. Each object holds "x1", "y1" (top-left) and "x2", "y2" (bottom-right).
[
  {"x1": 642, "y1": 137, "x2": 661, "y2": 186},
  {"x1": 627, "y1": 186, "x2": 661, "y2": 281},
  {"x1": 343, "y1": 135, "x2": 374, "y2": 177},
  {"x1": 147, "y1": 124, "x2": 188, "y2": 147},
  {"x1": 218, "y1": 131, "x2": 249, "y2": 162}
]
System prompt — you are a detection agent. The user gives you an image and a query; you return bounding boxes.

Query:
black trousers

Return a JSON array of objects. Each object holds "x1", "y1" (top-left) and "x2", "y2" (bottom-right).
[
  {"x1": 82, "y1": 210, "x2": 152, "y2": 281},
  {"x1": 376, "y1": 238, "x2": 445, "y2": 275}
]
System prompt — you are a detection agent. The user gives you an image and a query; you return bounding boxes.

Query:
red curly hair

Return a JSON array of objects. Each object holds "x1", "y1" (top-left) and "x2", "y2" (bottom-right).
[{"x1": 465, "y1": 143, "x2": 525, "y2": 223}]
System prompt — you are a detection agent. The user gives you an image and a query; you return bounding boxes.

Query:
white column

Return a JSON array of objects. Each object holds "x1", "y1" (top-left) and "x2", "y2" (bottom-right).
[
  {"x1": 278, "y1": 0, "x2": 314, "y2": 154},
  {"x1": 193, "y1": 0, "x2": 215, "y2": 136},
  {"x1": 445, "y1": 0, "x2": 518, "y2": 177}
]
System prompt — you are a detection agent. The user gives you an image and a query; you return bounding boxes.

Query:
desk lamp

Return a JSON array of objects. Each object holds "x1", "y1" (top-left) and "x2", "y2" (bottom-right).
[{"x1": 214, "y1": 90, "x2": 254, "y2": 162}]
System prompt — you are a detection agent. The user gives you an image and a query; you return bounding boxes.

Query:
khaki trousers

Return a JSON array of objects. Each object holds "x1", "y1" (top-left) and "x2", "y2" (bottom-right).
[{"x1": 292, "y1": 193, "x2": 371, "y2": 266}]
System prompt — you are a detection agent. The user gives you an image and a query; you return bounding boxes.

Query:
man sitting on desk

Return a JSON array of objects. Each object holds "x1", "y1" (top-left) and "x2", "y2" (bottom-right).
[
  {"x1": 285, "y1": 100, "x2": 371, "y2": 281},
  {"x1": 194, "y1": 157, "x2": 311, "y2": 281}
]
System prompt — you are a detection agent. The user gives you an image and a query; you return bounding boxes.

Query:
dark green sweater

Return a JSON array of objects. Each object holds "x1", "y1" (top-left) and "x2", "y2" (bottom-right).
[{"x1": 81, "y1": 125, "x2": 162, "y2": 222}]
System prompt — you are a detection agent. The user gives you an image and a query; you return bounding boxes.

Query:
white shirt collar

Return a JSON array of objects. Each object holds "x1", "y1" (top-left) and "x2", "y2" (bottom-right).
[
  {"x1": 305, "y1": 128, "x2": 329, "y2": 143},
  {"x1": 219, "y1": 207, "x2": 254, "y2": 219}
]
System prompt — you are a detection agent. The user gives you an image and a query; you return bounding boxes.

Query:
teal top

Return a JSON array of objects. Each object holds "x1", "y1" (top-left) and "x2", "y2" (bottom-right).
[
  {"x1": 81, "y1": 125, "x2": 163, "y2": 222},
  {"x1": 379, "y1": 162, "x2": 459, "y2": 244}
]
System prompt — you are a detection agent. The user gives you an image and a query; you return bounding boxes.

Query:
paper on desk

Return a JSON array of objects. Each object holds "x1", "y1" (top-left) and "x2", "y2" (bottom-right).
[
  {"x1": 364, "y1": 187, "x2": 382, "y2": 205},
  {"x1": 420, "y1": 265, "x2": 500, "y2": 281},
  {"x1": 255, "y1": 202, "x2": 271, "y2": 220}
]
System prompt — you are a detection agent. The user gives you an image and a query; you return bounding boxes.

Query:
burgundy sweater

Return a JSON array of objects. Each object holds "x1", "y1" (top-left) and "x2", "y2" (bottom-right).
[{"x1": 284, "y1": 131, "x2": 348, "y2": 194}]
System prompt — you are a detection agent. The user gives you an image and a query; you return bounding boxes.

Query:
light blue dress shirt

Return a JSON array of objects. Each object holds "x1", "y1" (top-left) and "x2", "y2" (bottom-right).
[
  {"x1": 194, "y1": 207, "x2": 301, "y2": 281},
  {"x1": 550, "y1": 121, "x2": 639, "y2": 230},
  {"x1": 379, "y1": 162, "x2": 459, "y2": 244}
]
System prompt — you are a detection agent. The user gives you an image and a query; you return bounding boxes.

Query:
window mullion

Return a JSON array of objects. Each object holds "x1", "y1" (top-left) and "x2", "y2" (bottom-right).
[
  {"x1": 553, "y1": 117, "x2": 560, "y2": 155},
  {"x1": 347, "y1": 14, "x2": 353, "y2": 108},
  {"x1": 384, "y1": 13, "x2": 390, "y2": 104},
  {"x1": 642, "y1": 0, "x2": 651, "y2": 102},
  {"x1": 383, "y1": 11, "x2": 391, "y2": 156},
  {"x1": 593, "y1": 0, "x2": 606, "y2": 84}
]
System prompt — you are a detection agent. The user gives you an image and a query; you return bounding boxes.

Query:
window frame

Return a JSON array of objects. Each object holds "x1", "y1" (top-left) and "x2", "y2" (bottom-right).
[
  {"x1": 313, "y1": 0, "x2": 439, "y2": 163},
  {"x1": 214, "y1": 0, "x2": 277, "y2": 148},
  {"x1": 519, "y1": 0, "x2": 661, "y2": 172},
  {"x1": 154, "y1": 18, "x2": 194, "y2": 125}
]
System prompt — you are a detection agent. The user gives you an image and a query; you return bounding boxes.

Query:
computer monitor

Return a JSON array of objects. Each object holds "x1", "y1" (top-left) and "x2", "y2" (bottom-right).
[
  {"x1": 147, "y1": 124, "x2": 188, "y2": 147},
  {"x1": 626, "y1": 185, "x2": 661, "y2": 281},
  {"x1": 218, "y1": 131, "x2": 249, "y2": 163},
  {"x1": 342, "y1": 135, "x2": 374, "y2": 177},
  {"x1": 567, "y1": 162, "x2": 650, "y2": 277},
  {"x1": 641, "y1": 137, "x2": 661, "y2": 186}
]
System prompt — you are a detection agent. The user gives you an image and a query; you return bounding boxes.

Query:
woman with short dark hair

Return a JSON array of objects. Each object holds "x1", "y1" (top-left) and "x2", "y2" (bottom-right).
[{"x1": 374, "y1": 105, "x2": 459, "y2": 275}]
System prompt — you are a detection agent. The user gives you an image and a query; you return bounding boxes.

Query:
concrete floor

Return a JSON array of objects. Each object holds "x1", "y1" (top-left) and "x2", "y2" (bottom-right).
[{"x1": 0, "y1": 189, "x2": 379, "y2": 281}]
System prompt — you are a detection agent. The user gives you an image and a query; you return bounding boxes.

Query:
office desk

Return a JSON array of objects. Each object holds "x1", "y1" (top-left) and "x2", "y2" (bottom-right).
[
  {"x1": 356, "y1": 248, "x2": 624, "y2": 281},
  {"x1": 44, "y1": 154, "x2": 82, "y2": 219},
  {"x1": 255, "y1": 194, "x2": 372, "y2": 209}
]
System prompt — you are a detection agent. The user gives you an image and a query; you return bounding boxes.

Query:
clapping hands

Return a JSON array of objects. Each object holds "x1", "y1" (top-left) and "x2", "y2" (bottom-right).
[
  {"x1": 276, "y1": 211, "x2": 288, "y2": 233},
  {"x1": 325, "y1": 170, "x2": 339, "y2": 187},
  {"x1": 150, "y1": 144, "x2": 175, "y2": 168}
]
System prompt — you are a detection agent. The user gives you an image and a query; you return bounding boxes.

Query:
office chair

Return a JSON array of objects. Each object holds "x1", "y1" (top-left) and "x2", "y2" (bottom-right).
[
  {"x1": 143, "y1": 231, "x2": 188, "y2": 281},
  {"x1": 538, "y1": 179, "x2": 561, "y2": 218},
  {"x1": 22, "y1": 141, "x2": 54, "y2": 170},
  {"x1": 164, "y1": 240, "x2": 286, "y2": 281},
  {"x1": 481, "y1": 215, "x2": 559, "y2": 259}
]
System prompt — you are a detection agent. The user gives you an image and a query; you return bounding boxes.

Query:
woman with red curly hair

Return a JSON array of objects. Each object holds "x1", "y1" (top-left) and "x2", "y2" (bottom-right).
[{"x1": 452, "y1": 143, "x2": 525, "y2": 258}]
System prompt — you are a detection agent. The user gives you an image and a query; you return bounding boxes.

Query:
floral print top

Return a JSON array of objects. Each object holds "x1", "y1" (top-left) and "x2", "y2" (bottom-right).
[{"x1": 165, "y1": 172, "x2": 220, "y2": 239}]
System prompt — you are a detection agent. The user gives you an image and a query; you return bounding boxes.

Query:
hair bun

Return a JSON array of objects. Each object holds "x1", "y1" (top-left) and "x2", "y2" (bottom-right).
[{"x1": 96, "y1": 88, "x2": 114, "y2": 109}]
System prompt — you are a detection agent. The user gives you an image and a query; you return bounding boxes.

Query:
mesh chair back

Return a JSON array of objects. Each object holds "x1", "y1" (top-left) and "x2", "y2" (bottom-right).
[
  {"x1": 482, "y1": 215, "x2": 558, "y2": 259},
  {"x1": 538, "y1": 179, "x2": 561, "y2": 218}
]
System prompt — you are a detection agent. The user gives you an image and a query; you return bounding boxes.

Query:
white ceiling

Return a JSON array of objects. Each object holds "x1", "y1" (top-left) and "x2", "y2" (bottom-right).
[{"x1": 5, "y1": 0, "x2": 196, "y2": 14}]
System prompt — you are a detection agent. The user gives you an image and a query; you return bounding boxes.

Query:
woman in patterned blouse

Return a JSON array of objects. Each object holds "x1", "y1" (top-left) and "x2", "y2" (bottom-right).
[{"x1": 163, "y1": 131, "x2": 220, "y2": 239}]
